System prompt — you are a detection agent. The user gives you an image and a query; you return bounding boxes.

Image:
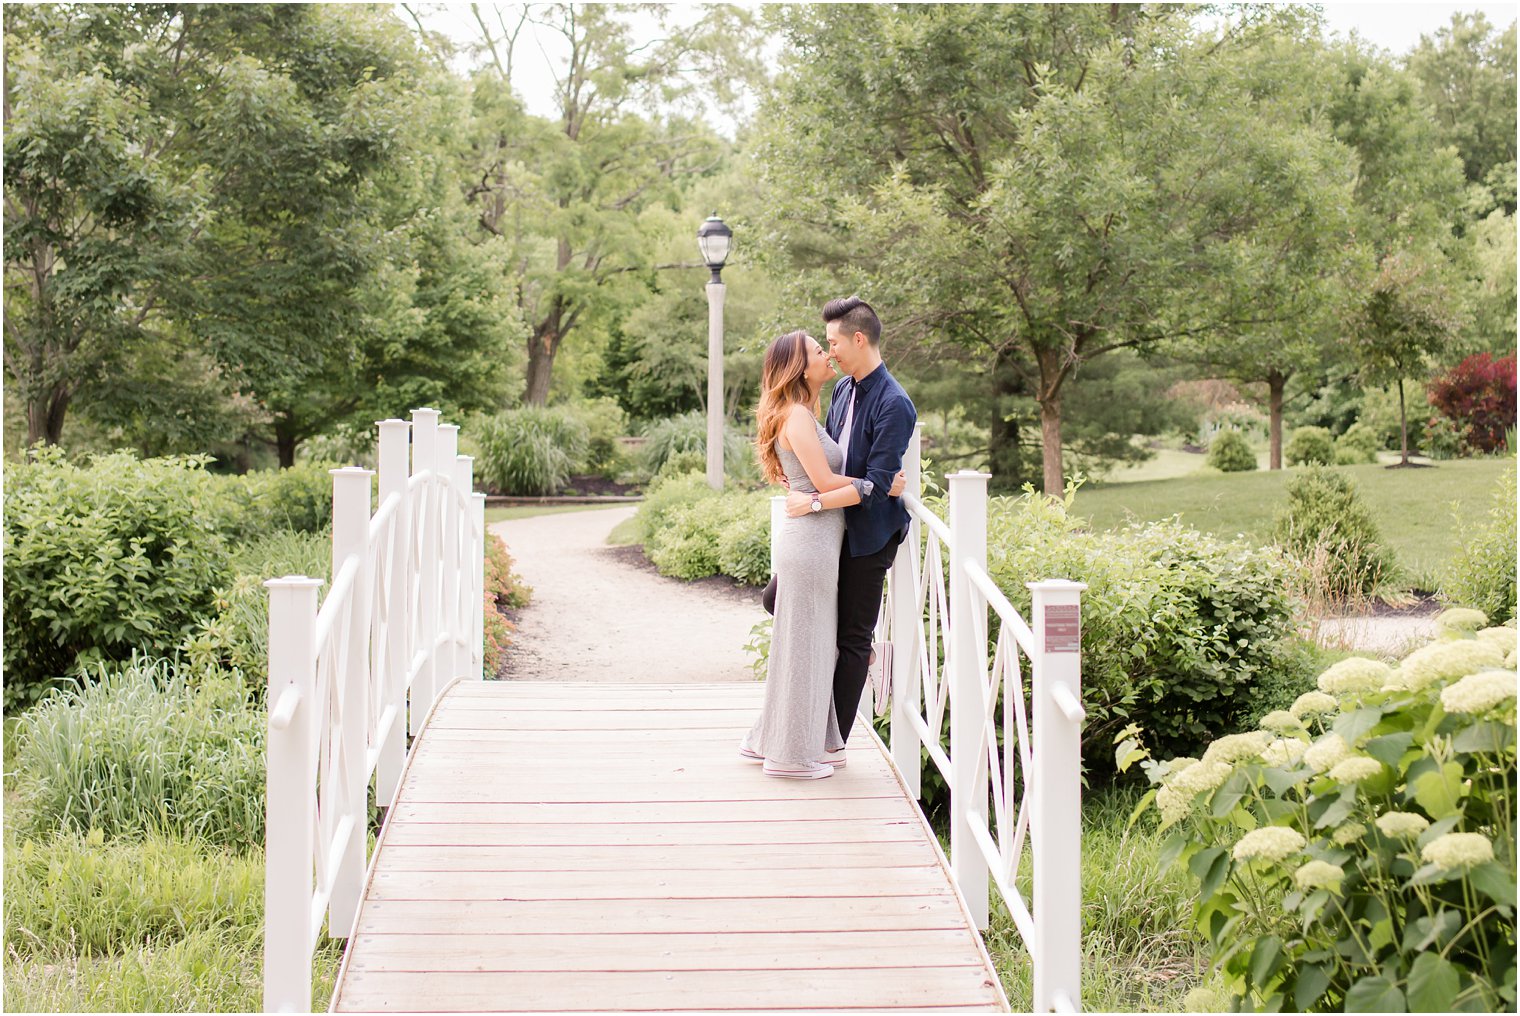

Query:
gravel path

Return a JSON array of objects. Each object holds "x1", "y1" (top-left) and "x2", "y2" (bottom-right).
[{"x1": 490, "y1": 507, "x2": 767, "y2": 683}]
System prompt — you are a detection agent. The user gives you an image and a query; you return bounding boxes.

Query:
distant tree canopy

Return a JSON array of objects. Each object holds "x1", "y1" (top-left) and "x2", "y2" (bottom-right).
[{"x1": 3, "y1": 3, "x2": 1512, "y2": 474}]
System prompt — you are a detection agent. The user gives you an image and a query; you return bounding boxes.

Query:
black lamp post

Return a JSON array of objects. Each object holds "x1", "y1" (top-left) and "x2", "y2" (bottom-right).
[{"x1": 697, "y1": 214, "x2": 732, "y2": 489}]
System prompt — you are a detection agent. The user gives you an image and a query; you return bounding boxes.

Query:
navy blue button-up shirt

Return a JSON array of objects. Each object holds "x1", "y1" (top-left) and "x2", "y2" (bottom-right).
[{"x1": 825, "y1": 363, "x2": 918, "y2": 557}]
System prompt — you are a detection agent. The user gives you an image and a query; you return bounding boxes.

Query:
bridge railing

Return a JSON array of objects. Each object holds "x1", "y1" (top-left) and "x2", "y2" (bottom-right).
[
  {"x1": 263, "y1": 409, "x2": 485, "y2": 1012},
  {"x1": 771, "y1": 426, "x2": 1085, "y2": 1012}
]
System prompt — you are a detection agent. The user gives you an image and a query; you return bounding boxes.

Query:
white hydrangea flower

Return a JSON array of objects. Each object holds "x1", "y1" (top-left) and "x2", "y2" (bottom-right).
[
  {"x1": 1327, "y1": 756, "x2": 1382, "y2": 782},
  {"x1": 1303, "y1": 733, "x2": 1352, "y2": 773},
  {"x1": 1202, "y1": 730, "x2": 1271, "y2": 765},
  {"x1": 1397, "y1": 640, "x2": 1507, "y2": 692},
  {"x1": 1293, "y1": 859, "x2": 1345, "y2": 891},
  {"x1": 1156, "y1": 785, "x2": 1189, "y2": 824},
  {"x1": 1440, "y1": 670, "x2": 1518, "y2": 715},
  {"x1": 1374, "y1": 811, "x2": 1430, "y2": 839},
  {"x1": 1331, "y1": 822, "x2": 1367, "y2": 846},
  {"x1": 1262, "y1": 737, "x2": 1308, "y2": 767},
  {"x1": 1506, "y1": 648, "x2": 1517, "y2": 670},
  {"x1": 1260, "y1": 710, "x2": 1304, "y2": 734},
  {"x1": 1317, "y1": 657, "x2": 1392, "y2": 695},
  {"x1": 1290, "y1": 690, "x2": 1339, "y2": 719},
  {"x1": 1166, "y1": 760, "x2": 1234, "y2": 797},
  {"x1": 1477, "y1": 627, "x2": 1517, "y2": 654},
  {"x1": 1232, "y1": 825, "x2": 1307, "y2": 863},
  {"x1": 1421, "y1": 832, "x2": 1495, "y2": 870},
  {"x1": 1436, "y1": 607, "x2": 1489, "y2": 634}
]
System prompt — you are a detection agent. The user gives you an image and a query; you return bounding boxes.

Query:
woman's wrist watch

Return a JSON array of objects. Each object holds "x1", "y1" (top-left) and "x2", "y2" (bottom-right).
[{"x1": 810, "y1": 495, "x2": 822, "y2": 513}]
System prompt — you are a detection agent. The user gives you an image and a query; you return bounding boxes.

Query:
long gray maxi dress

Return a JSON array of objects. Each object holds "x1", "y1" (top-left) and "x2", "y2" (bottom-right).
[{"x1": 744, "y1": 421, "x2": 846, "y2": 764}]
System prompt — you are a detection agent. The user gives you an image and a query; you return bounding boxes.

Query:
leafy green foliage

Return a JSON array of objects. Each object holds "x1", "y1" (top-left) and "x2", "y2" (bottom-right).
[
  {"x1": 1273, "y1": 466, "x2": 1396, "y2": 600},
  {"x1": 1443, "y1": 464, "x2": 1517, "y2": 624},
  {"x1": 1334, "y1": 422, "x2": 1382, "y2": 465},
  {"x1": 1286, "y1": 426, "x2": 1336, "y2": 466},
  {"x1": 2, "y1": 450, "x2": 233, "y2": 709},
  {"x1": 181, "y1": 530, "x2": 333, "y2": 689},
  {"x1": 1128, "y1": 627, "x2": 1517, "y2": 1012},
  {"x1": 474, "y1": 407, "x2": 590, "y2": 496},
  {"x1": 638, "y1": 411, "x2": 758, "y2": 484},
  {"x1": 14, "y1": 658, "x2": 264, "y2": 847},
  {"x1": 482, "y1": 533, "x2": 530, "y2": 677},
  {"x1": 633, "y1": 471, "x2": 771, "y2": 585},
  {"x1": 1208, "y1": 430, "x2": 1258, "y2": 472}
]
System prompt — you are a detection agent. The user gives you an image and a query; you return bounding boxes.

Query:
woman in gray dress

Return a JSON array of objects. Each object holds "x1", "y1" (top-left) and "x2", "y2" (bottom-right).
[{"x1": 740, "y1": 331, "x2": 893, "y2": 779}]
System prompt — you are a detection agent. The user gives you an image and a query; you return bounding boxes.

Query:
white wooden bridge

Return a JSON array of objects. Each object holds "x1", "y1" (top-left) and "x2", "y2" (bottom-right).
[{"x1": 263, "y1": 412, "x2": 1085, "y2": 1013}]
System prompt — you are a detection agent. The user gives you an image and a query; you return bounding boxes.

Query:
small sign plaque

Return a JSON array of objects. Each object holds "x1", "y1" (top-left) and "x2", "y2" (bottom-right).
[{"x1": 1044, "y1": 604, "x2": 1080, "y2": 653}]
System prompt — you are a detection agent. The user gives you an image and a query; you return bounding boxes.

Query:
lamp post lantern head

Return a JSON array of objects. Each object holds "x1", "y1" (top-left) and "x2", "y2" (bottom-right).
[{"x1": 697, "y1": 213, "x2": 733, "y2": 284}]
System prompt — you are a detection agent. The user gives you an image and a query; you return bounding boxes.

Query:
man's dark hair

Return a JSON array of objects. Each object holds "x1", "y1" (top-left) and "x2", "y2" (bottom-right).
[{"x1": 822, "y1": 296, "x2": 882, "y2": 346}]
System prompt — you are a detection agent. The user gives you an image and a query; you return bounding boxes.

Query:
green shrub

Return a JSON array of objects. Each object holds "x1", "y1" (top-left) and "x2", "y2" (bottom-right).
[
  {"x1": 1126, "y1": 627, "x2": 1517, "y2": 1012},
  {"x1": 2, "y1": 450, "x2": 235, "y2": 710},
  {"x1": 3, "y1": 830, "x2": 263, "y2": 955},
  {"x1": 1442, "y1": 464, "x2": 1517, "y2": 624},
  {"x1": 1286, "y1": 426, "x2": 1336, "y2": 466},
  {"x1": 657, "y1": 449, "x2": 709, "y2": 480},
  {"x1": 1207, "y1": 429, "x2": 1257, "y2": 472},
  {"x1": 1420, "y1": 414, "x2": 1464, "y2": 460},
  {"x1": 716, "y1": 498, "x2": 773, "y2": 586},
  {"x1": 217, "y1": 461, "x2": 336, "y2": 540},
  {"x1": 474, "y1": 407, "x2": 590, "y2": 495},
  {"x1": 556, "y1": 397, "x2": 629, "y2": 476},
  {"x1": 14, "y1": 657, "x2": 265, "y2": 847},
  {"x1": 1333, "y1": 421, "x2": 1380, "y2": 465},
  {"x1": 646, "y1": 496, "x2": 733, "y2": 579},
  {"x1": 981, "y1": 488, "x2": 1297, "y2": 764},
  {"x1": 182, "y1": 530, "x2": 333, "y2": 686},
  {"x1": 632, "y1": 471, "x2": 721, "y2": 543},
  {"x1": 1273, "y1": 466, "x2": 1396, "y2": 601},
  {"x1": 639, "y1": 411, "x2": 757, "y2": 483}
]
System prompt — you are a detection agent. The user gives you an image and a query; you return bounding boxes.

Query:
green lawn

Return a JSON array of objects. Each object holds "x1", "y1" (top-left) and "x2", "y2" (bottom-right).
[{"x1": 1072, "y1": 456, "x2": 1515, "y2": 587}]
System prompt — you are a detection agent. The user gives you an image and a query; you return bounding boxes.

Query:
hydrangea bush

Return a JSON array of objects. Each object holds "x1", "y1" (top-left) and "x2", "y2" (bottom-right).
[{"x1": 1119, "y1": 613, "x2": 1517, "y2": 1012}]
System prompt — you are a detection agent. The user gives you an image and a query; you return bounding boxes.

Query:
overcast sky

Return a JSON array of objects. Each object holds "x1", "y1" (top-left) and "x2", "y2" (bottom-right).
[{"x1": 409, "y1": 2, "x2": 1519, "y2": 128}]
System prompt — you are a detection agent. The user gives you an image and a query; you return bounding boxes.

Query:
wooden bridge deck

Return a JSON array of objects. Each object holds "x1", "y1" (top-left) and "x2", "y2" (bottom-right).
[{"x1": 331, "y1": 681, "x2": 1009, "y2": 1012}]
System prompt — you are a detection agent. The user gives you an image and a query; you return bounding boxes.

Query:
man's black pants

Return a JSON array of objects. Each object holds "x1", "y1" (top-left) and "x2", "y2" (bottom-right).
[{"x1": 832, "y1": 529, "x2": 904, "y2": 742}]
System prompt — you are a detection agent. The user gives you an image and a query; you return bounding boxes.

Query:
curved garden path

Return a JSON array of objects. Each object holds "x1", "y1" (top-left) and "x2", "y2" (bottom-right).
[{"x1": 489, "y1": 506, "x2": 767, "y2": 683}]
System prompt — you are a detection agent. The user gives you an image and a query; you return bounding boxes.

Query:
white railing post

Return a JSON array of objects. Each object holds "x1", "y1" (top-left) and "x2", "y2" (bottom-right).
[
  {"x1": 328, "y1": 466, "x2": 373, "y2": 941},
  {"x1": 263, "y1": 575, "x2": 322, "y2": 1013},
  {"x1": 437, "y1": 424, "x2": 461, "y2": 687},
  {"x1": 948, "y1": 469, "x2": 991, "y2": 931},
  {"x1": 455, "y1": 453, "x2": 482, "y2": 681},
  {"x1": 472, "y1": 491, "x2": 487, "y2": 680},
  {"x1": 409, "y1": 408, "x2": 440, "y2": 734},
  {"x1": 1029, "y1": 579, "x2": 1087, "y2": 1013},
  {"x1": 375, "y1": 419, "x2": 410, "y2": 804},
  {"x1": 889, "y1": 425, "x2": 923, "y2": 798}
]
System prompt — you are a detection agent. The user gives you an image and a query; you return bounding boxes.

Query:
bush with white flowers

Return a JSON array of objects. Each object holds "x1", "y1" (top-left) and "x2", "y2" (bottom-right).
[{"x1": 1117, "y1": 614, "x2": 1517, "y2": 1012}]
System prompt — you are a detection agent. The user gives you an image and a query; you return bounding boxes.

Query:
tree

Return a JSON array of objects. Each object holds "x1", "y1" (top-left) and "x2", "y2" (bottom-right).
[
  {"x1": 1345, "y1": 248, "x2": 1465, "y2": 465},
  {"x1": 453, "y1": 3, "x2": 760, "y2": 405},
  {"x1": 757, "y1": 5, "x2": 1360, "y2": 493},
  {"x1": 1406, "y1": 12, "x2": 1517, "y2": 216},
  {"x1": 2, "y1": 5, "x2": 189, "y2": 447}
]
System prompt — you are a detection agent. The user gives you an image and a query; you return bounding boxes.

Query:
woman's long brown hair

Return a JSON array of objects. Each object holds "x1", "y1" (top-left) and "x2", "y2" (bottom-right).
[{"x1": 754, "y1": 330, "x2": 818, "y2": 484}]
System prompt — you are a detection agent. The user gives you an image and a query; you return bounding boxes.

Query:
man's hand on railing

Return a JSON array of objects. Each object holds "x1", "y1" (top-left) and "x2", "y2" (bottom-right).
[{"x1": 889, "y1": 469, "x2": 906, "y2": 497}]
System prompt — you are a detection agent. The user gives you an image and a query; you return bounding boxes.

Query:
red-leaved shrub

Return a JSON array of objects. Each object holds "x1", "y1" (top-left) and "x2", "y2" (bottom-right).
[{"x1": 1427, "y1": 352, "x2": 1517, "y2": 453}]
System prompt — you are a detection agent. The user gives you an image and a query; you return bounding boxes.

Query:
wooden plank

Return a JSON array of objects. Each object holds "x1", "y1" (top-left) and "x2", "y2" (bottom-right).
[
  {"x1": 423, "y1": 709, "x2": 760, "y2": 730},
  {"x1": 373, "y1": 841, "x2": 932, "y2": 872},
  {"x1": 335, "y1": 967, "x2": 1003, "y2": 1012},
  {"x1": 401, "y1": 757, "x2": 893, "y2": 779},
  {"x1": 367, "y1": 866, "x2": 952, "y2": 902},
  {"x1": 353, "y1": 895, "x2": 971, "y2": 936},
  {"x1": 387, "y1": 797, "x2": 917, "y2": 825},
  {"x1": 382, "y1": 819, "x2": 924, "y2": 847},
  {"x1": 344, "y1": 928, "x2": 986, "y2": 973}
]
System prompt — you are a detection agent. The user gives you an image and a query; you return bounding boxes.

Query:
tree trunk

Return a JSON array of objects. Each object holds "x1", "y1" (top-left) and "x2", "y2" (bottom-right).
[
  {"x1": 1397, "y1": 377, "x2": 1409, "y2": 466},
  {"x1": 27, "y1": 385, "x2": 69, "y2": 446},
  {"x1": 1267, "y1": 369, "x2": 1286, "y2": 470},
  {"x1": 987, "y1": 348, "x2": 1024, "y2": 491},
  {"x1": 524, "y1": 324, "x2": 557, "y2": 406},
  {"x1": 1038, "y1": 392, "x2": 1064, "y2": 497},
  {"x1": 275, "y1": 422, "x2": 299, "y2": 469}
]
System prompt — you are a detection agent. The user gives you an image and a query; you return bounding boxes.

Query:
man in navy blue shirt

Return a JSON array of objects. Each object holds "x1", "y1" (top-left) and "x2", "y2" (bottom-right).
[{"x1": 784, "y1": 296, "x2": 917, "y2": 742}]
